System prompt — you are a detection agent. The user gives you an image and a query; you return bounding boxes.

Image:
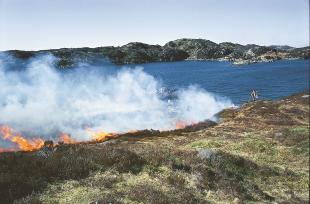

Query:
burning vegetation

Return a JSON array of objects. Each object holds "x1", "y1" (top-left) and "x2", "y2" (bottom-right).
[
  {"x1": 0, "y1": 125, "x2": 44, "y2": 152},
  {"x1": 0, "y1": 92, "x2": 309, "y2": 203},
  {"x1": 0, "y1": 125, "x2": 115, "y2": 152},
  {"x1": 0, "y1": 120, "x2": 213, "y2": 153}
]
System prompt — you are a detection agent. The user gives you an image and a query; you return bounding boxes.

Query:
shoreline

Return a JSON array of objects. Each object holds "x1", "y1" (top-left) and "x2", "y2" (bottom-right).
[{"x1": 1, "y1": 38, "x2": 308, "y2": 68}]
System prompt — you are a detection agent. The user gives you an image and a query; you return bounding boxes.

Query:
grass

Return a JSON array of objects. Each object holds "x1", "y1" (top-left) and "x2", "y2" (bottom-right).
[
  {"x1": 185, "y1": 125, "x2": 309, "y2": 203},
  {"x1": 3, "y1": 92, "x2": 310, "y2": 203},
  {"x1": 290, "y1": 126, "x2": 308, "y2": 134},
  {"x1": 11, "y1": 130, "x2": 309, "y2": 203},
  {"x1": 188, "y1": 139, "x2": 226, "y2": 149}
]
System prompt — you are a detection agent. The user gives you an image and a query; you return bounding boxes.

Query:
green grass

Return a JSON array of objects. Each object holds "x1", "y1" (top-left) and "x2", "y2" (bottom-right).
[
  {"x1": 290, "y1": 126, "x2": 308, "y2": 134},
  {"x1": 188, "y1": 139, "x2": 226, "y2": 149}
]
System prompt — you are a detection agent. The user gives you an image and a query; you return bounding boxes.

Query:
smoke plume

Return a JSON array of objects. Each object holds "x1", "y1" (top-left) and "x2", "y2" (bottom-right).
[{"x1": 0, "y1": 54, "x2": 233, "y2": 141}]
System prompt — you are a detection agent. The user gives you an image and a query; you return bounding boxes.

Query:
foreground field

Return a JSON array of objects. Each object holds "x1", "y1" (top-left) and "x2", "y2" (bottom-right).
[{"x1": 0, "y1": 92, "x2": 309, "y2": 204}]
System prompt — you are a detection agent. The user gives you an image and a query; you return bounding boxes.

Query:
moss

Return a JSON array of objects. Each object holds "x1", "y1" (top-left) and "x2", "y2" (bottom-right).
[
  {"x1": 290, "y1": 126, "x2": 308, "y2": 134},
  {"x1": 189, "y1": 139, "x2": 225, "y2": 149},
  {"x1": 230, "y1": 137, "x2": 276, "y2": 155},
  {"x1": 292, "y1": 140, "x2": 309, "y2": 156},
  {"x1": 41, "y1": 183, "x2": 102, "y2": 204},
  {"x1": 169, "y1": 156, "x2": 191, "y2": 171}
]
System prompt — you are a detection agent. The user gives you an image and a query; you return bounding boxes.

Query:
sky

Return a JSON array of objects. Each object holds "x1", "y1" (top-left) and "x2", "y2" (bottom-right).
[{"x1": 0, "y1": 0, "x2": 309, "y2": 51}]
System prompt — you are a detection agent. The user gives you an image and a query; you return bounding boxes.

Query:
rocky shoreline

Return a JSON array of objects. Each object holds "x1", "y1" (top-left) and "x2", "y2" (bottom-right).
[{"x1": 2, "y1": 38, "x2": 309, "y2": 68}]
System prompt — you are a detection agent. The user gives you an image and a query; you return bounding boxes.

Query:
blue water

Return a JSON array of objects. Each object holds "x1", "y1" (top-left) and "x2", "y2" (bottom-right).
[
  {"x1": 2, "y1": 56, "x2": 308, "y2": 105},
  {"x1": 121, "y1": 59, "x2": 309, "y2": 104}
]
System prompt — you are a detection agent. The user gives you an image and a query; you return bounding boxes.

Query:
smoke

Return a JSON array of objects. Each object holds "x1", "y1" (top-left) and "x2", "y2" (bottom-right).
[{"x1": 0, "y1": 54, "x2": 233, "y2": 141}]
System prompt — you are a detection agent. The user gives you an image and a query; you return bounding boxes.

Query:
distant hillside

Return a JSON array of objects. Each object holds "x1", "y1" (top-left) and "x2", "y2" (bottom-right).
[{"x1": 2, "y1": 38, "x2": 309, "y2": 68}]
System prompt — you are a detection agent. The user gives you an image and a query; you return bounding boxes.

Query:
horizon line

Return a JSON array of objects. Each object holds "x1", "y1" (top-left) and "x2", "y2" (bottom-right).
[{"x1": 0, "y1": 37, "x2": 309, "y2": 52}]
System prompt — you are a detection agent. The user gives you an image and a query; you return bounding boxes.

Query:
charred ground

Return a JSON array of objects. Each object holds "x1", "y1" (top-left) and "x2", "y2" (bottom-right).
[{"x1": 0, "y1": 92, "x2": 309, "y2": 204}]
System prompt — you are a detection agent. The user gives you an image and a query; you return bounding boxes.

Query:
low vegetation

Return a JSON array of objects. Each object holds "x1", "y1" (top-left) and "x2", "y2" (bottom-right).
[{"x1": 1, "y1": 92, "x2": 309, "y2": 203}]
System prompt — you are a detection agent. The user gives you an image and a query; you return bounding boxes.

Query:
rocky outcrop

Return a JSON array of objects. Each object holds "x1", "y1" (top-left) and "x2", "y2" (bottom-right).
[
  {"x1": 3, "y1": 38, "x2": 309, "y2": 67},
  {"x1": 164, "y1": 38, "x2": 221, "y2": 59}
]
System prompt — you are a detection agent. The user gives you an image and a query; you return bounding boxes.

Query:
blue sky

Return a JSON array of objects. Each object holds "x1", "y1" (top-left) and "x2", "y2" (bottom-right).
[{"x1": 0, "y1": 0, "x2": 309, "y2": 50}]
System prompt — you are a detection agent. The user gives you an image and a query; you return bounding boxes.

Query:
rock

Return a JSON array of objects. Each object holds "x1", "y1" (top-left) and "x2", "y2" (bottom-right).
[
  {"x1": 100, "y1": 140, "x2": 117, "y2": 146},
  {"x1": 274, "y1": 132, "x2": 284, "y2": 142},
  {"x1": 233, "y1": 197, "x2": 241, "y2": 204},
  {"x1": 197, "y1": 149, "x2": 217, "y2": 161},
  {"x1": 2, "y1": 38, "x2": 309, "y2": 67}
]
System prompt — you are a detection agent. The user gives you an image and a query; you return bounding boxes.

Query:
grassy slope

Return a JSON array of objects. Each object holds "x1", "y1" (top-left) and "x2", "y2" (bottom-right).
[{"x1": 1, "y1": 92, "x2": 309, "y2": 204}]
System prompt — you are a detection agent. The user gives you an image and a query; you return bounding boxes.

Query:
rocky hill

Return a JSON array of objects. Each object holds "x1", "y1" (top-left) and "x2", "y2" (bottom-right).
[
  {"x1": 3, "y1": 39, "x2": 309, "y2": 68},
  {"x1": 0, "y1": 91, "x2": 309, "y2": 203}
]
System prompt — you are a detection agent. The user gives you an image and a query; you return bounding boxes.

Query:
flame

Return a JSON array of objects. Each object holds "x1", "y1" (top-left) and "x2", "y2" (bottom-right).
[
  {"x1": 0, "y1": 125, "x2": 44, "y2": 151},
  {"x1": 0, "y1": 125, "x2": 120, "y2": 152},
  {"x1": 86, "y1": 128, "x2": 117, "y2": 142},
  {"x1": 175, "y1": 121, "x2": 187, "y2": 129},
  {"x1": 1, "y1": 119, "x2": 195, "y2": 153},
  {"x1": 58, "y1": 133, "x2": 76, "y2": 144},
  {"x1": 0, "y1": 125, "x2": 12, "y2": 139},
  {"x1": 175, "y1": 120, "x2": 198, "y2": 129}
]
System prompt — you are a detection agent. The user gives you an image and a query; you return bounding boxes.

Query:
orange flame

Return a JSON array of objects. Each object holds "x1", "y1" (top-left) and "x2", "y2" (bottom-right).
[
  {"x1": 1, "y1": 119, "x2": 196, "y2": 153},
  {"x1": 0, "y1": 125, "x2": 12, "y2": 139},
  {"x1": 86, "y1": 128, "x2": 117, "y2": 142},
  {"x1": 58, "y1": 133, "x2": 76, "y2": 144},
  {"x1": 175, "y1": 121, "x2": 187, "y2": 129},
  {"x1": 0, "y1": 125, "x2": 44, "y2": 151},
  {"x1": 175, "y1": 120, "x2": 198, "y2": 129}
]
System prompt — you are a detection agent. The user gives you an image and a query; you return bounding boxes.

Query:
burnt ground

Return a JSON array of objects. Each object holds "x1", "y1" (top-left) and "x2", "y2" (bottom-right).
[{"x1": 0, "y1": 92, "x2": 309, "y2": 204}]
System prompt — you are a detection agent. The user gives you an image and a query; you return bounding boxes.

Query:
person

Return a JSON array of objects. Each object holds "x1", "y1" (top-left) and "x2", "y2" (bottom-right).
[{"x1": 250, "y1": 89, "x2": 258, "y2": 101}]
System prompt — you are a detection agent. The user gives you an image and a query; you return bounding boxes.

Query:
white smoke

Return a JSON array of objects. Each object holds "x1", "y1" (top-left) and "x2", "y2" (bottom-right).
[{"x1": 0, "y1": 54, "x2": 233, "y2": 140}]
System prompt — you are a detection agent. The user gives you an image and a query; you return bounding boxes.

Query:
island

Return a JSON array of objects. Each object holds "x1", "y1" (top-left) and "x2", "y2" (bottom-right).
[{"x1": 2, "y1": 38, "x2": 309, "y2": 68}]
